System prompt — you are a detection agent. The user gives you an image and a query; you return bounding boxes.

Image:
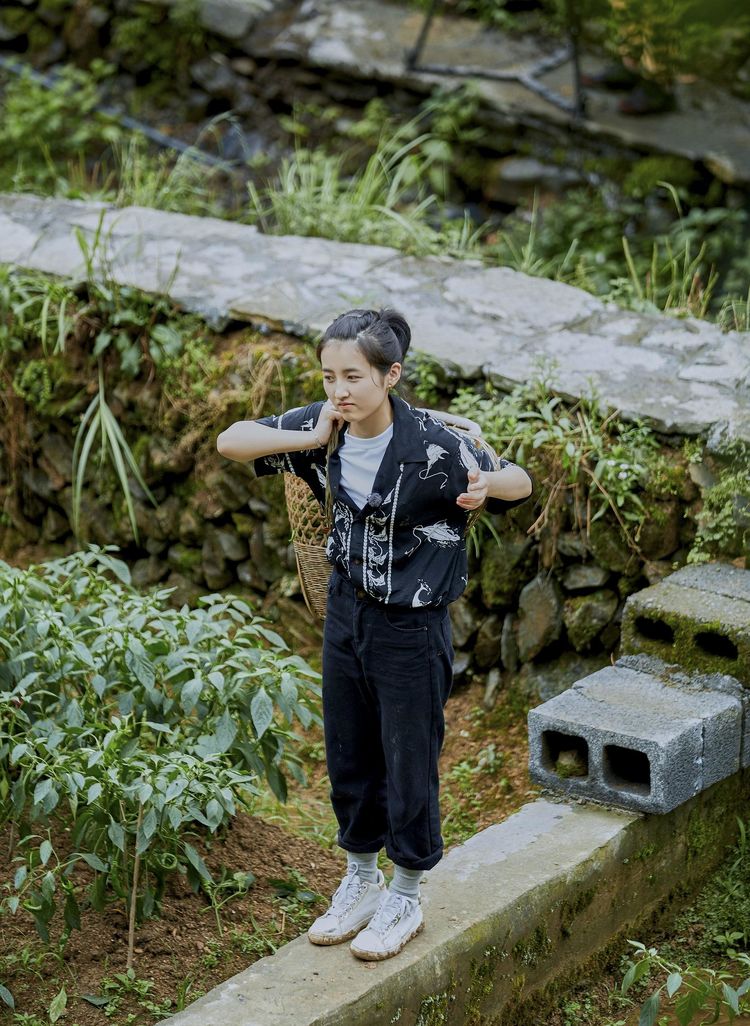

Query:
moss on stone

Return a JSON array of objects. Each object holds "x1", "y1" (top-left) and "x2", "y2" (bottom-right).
[
  {"x1": 559, "y1": 887, "x2": 597, "y2": 939},
  {"x1": 512, "y1": 926, "x2": 553, "y2": 968},
  {"x1": 415, "y1": 976, "x2": 457, "y2": 1026}
]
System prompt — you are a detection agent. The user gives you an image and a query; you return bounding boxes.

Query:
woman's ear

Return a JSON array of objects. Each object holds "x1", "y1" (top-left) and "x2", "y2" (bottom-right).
[{"x1": 387, "y1": 362, "x2": 402, "y2": 388}]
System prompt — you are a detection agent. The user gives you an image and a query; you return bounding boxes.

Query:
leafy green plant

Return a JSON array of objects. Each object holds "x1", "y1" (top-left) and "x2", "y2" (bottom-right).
[
  {"x1": 0, "y1": 545, "x2": 322, "y2": 973},
  {"x1": 622, "y1": 940, "x2": 750, "y2": 1025},
  {"x1": 449, "y1": 372, "x2": 663, "y2": 551},
  {"x1": 0, "y1": 61, "x2": 121, "y2": 194},
  {"x1": 687, "y1": 442, "x2": 750, "y2": 564}
]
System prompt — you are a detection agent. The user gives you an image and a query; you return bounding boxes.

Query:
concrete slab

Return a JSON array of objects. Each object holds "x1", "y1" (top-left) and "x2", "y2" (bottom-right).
[
  {"x1": 156, "y1": 771, "x2": 750, "y2": 1026},
  {"x1": 527, "y1": 662, "x2": 742, "y2": 812}
]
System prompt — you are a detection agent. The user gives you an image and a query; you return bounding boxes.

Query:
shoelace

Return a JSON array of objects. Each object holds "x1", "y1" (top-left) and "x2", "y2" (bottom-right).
[
  {"x1": 329, "y1": 868, "x2": 368, "y2": 916},
  {"x1": 366, "y1": 892, "x2": 413, "y2": 936}
]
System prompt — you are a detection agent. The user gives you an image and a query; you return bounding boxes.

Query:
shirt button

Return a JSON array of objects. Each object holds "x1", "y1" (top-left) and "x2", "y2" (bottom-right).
[{"x1": 352, "y1": 556, "x2": 363, "y2": 565}]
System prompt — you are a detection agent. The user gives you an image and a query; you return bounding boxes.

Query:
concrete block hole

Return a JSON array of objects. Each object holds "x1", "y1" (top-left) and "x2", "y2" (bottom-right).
[
  {"x1": 603, "y1": 744, "x2": 651, "y2": 796},
  {"x1": 693, "y1": 630, "x2": 738, "y2": 663},
  {"x1": 541, "y1": 730, "x2": 589, "y2": 779},
  {"x1": 634, "y1": 616, "x2": 675, "y2": 645}
]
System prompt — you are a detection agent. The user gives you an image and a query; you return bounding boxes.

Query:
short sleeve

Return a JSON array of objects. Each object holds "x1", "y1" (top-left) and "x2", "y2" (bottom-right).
[
  {"x1": 252, "y1": 400, "x2": 326, "y2": 481},
  {"x1": 444, "y1": 430, "x2": 533, "y2": 516}
]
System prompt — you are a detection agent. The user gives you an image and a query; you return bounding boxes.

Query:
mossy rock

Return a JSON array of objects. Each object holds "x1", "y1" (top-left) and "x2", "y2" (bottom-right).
[
  {"x1": 563, "y1": 589, "x2": 619, "y2": 651},
  {"x1": 480, "y1": 535, "x2": 533, "y2": 608}
]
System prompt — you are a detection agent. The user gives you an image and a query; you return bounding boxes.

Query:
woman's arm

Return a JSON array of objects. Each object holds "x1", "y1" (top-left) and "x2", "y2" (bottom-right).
[
  {"x1": 456, "y1": 464, "x2": 532, "y2": 510},
  {"x1": 217, "y1": 400, "x2": 344, "y2": 463},
  {"x1": 217, "y1": 421, "x2": 324, "y2": 463}
]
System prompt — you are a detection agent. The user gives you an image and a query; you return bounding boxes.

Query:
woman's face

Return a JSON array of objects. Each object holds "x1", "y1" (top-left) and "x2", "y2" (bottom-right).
[{"x1": 321, "y1": 340, "x2": 400, "y2": 425}]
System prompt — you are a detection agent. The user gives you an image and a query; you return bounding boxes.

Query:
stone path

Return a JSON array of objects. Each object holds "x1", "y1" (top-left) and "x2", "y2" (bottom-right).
[
  {"x1": 0, "y1": 192, "x2": 748, "y2": 443},
  {"x1": 237, "y1": 0, "x2": 750, "y2": 186}
]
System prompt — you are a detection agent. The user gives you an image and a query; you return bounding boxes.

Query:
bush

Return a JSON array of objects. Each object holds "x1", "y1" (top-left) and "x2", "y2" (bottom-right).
[{"x1": 0, "y1": 545, "x2": 321, "y2": 965}]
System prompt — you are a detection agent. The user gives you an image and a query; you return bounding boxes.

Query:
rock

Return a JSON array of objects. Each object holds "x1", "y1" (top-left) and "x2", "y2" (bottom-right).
[
  {"x1": 561, "y1": 563, "x2": 610, "y2": 592},
  {"x1": 231, "y1": 56, "x2": 257, "y2": 76},
  {"x1": 167, "y1": 543, "x2": 204, "y2": 584},
  {"x1": 514, "y1": 651, "x2": 610, "y2": 703},
  {"x1": 214, "y1": 525, "x2": 250, "y2": 562},
  {"x1": 149, "y1": 438, "x2": 195, "y2": 475},
  {"x1": 41, "y1": 507, "x2": 70, "y2": 542},
  {"x1": 517, "y1": 574, "x2": 563, "y2": 662},
  {"x1": 563, "y1": 589, "x2": 619, "y2": 651},
  {"x1": 449, "y1": 596, "x2": 479, "y2": 649},
  {"x1": 190, "y1": 55, "x2": 240, "y2": 98},
  {"x1": 637, "y1": 500, "x2": 681, "y2": 560},
  {"x1": 57, "y1": 486, "x2": 115, "y2": 547},
  {"x1": 587, "y1": 520, "x2": 639, "y2": 574},
  {"x1": 482, "y1": 156, "x2": 585, "y2": 205},
  {"x1": 474, "y1": 614, "x2": 503, "y2": 670},
  {"x1": 202, "y1": 524, "x2": 235, "y2": 589},
  {"x1": 178, "y1": 507, "x2": 206, "y2": 545},
  {"x1": 557, "y1": 532, "x2": 588, "y2": 559},
  {"x1": 154, "y1": 495, "x2": 182, "y2": 540},
  {"x1": 452, "y1": 651, "x2": 471, "y2": 686},
  {"x1": 192, "y1": 466, "x2": 253, "y2": 517},
  {"x1": 145, "y1": 537, "x2": 169, "y2": 556},
  {"x1": 39, "y1": 432, "x2": 73, "y2": 486},
  {"x1": 236, "y1": 558, "x2": 267, "y2": 591},
  {"x1": 643, "y1": 560, "x2": 673, "y2": 585},
  {"x1": 22, "y1": 467, "x2": 56, "y2": 503},
  {"x1": 482, "y1": 667, "x2": 503, "y2": 710},
  {"x1": 199, "y1": 0, "x2": 272, "y2": 40},
  {"x1": 249, "y1": 524, "x2": 284, "y2": 583},
  {"x1": 500, "y1": 612, "x2": 519, "y2": 673},
  {"x1": 132, "y1": 556, "x2": 170, "y2": 588},
  {"x1": 163, "y1": 572, "x2": 204, "y2": 610},
  {"x1": 480, "y1": 534, "x2": 532, "y2": 608}
]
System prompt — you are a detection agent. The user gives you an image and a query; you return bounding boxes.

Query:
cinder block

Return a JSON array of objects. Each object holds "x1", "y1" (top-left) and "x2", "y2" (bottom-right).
[
  {"x1": 621, "y1": 564, "x2": 750, "y2": 686},
  {"x1": 528, "y1": 662, "x2": 742, "y2": 813},
  {"x1": 618, "y1": 653, "x2": 750, "y2": 769}
]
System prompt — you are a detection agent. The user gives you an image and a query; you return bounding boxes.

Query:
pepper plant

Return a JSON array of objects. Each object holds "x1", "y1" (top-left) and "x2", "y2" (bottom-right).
[{"x1": 0, "y1": 544, "x2": 322, "y2": 981}]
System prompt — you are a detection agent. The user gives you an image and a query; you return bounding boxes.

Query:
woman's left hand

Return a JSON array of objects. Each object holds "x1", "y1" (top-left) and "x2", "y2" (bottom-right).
[{"x1": 456, "y1": 467, "x2": 488, "y2": 510}]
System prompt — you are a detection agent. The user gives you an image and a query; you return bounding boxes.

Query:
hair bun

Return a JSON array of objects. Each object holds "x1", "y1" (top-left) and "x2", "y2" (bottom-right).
[{"x1": 378, "y1": 307, "x2": 411, "y2": 359}]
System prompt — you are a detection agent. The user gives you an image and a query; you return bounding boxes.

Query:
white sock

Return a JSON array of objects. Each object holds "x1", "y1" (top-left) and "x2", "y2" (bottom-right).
[
  {"x1": 346, "y1": 851, "x2": 379, "y2": 884},
  {"x1": 389, "y1": 864, "x2": 422, "y2": 900}
]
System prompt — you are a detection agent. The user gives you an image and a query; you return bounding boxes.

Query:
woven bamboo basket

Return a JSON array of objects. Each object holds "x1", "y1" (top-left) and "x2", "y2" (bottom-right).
[{"x1": 284, "y1": 410, "x2": 500, "y2": 620}]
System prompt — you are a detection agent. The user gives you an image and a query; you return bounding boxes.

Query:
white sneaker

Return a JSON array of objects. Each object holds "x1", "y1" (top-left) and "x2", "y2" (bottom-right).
[
  {"x1": 307, "y1": 866, "x2": 386, "y2": 945},
  {"x1": 350, "y1": 889, "x2": 424, "y2": 960}
]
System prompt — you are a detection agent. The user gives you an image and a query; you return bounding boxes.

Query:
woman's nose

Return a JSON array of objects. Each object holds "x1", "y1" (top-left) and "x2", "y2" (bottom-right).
[{"x1": 334, "y1": 384, "x2": 350, "y2": 398}]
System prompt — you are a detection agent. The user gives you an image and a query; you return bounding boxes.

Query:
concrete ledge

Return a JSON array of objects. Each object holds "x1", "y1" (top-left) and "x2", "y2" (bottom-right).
[{"x1": 157, "y1": 770, "x2": 750, "y2": 1026}]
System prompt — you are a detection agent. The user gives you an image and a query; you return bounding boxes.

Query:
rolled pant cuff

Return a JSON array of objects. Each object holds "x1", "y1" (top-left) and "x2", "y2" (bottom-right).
[{"x1": 387, "y1": 847, "x2": 443, "y2": 872}]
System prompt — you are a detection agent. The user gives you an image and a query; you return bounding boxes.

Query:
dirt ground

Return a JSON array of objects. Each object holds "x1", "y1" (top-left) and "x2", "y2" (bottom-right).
[{"x1": 0, "y1": 672, "x2": 535, "y2": 1024}]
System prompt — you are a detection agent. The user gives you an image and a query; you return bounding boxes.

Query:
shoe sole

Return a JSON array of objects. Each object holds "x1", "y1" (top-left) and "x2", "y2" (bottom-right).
[
  {"x1": 350, "y1": 919, "x2": 425, "y2": 961},
  {"x1": 308, "y1": 921, "x2": 373, "y2": 945}
]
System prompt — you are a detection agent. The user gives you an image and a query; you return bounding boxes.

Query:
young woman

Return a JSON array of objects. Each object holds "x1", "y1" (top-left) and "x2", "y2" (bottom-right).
[{"x1": 216, "y1": 308, "x2": 532, "y2": 961}]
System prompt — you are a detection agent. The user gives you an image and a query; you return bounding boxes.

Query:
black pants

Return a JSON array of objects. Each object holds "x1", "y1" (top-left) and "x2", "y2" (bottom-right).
[{"x1": 321, "y1": 569, "x2": 455, "y2": 872}]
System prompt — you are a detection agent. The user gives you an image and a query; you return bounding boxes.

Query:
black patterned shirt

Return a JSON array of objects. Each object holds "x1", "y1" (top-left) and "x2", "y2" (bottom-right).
[{"x1": 253, "y1": 394, "x2": 532, "y2": 608}]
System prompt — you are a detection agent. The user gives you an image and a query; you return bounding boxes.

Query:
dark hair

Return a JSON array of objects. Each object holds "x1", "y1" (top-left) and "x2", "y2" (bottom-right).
[{"x1": 316, "y1": 307, "x2": 411, "y2": 380}]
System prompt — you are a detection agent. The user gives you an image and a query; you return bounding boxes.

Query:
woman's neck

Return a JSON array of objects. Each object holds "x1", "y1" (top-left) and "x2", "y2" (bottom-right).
[{"x1": 348, "y1": 395, "x2": 394, "y2": 439}]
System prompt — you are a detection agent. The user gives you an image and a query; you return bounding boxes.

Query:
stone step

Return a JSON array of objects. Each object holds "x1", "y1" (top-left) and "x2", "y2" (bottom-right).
[
  {"x1": 621, "y1": 563, "x2": 750, "y2": 686},
  {"x1": 528, "y1": 661, "x2": 743, "y2": 813},
  {"x1": 154, "y1": 776, "x2": 748, "y2": 1026}
]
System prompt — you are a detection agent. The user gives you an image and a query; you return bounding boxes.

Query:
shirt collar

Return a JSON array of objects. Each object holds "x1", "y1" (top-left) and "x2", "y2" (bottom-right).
[{"x1": 333, "y1": 393, "x2": 428, "y2": 463}]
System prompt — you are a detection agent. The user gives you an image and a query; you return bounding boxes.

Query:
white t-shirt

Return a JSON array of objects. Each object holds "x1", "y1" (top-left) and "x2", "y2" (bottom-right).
[{"x1": 339, "y1": 423, "x2": 394, "y2": 509}]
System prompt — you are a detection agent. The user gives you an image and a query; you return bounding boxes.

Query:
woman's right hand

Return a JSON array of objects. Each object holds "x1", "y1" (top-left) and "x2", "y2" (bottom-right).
[{"x1": 314, "y1": 400, "x2": 345, "y2": 447}]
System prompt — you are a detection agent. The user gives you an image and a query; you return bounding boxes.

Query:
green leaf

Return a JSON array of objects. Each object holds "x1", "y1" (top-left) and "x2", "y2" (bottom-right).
[
  {"x1": 0, "y1": 984, "x2": 14, "y2": 1009},
  {"x1": 49, "y1": 986, "x2": 67, "y2": 1023},
  {"x1": 81, "y1": 993, "x2": 110, "y2": 1007},
  {"x1": 183, "y1": 843, "x2": 213, "y2": 884},
  {"x1": 722, "y1": 983, "x2": 740, "y2": 1015},
  {"x1": 666, "y1": 972, "x2": 683, "y2": 998},
  {"x1": 108, "y1": 821, "x2": 126, "y2": 852},
  {"x1": 181, "y1": 677, "x2": 203, "y2": 714},
  {"x1": 79, "y1": 852, "x2": 109, "y2": 873},
  {"x1": 214, "y1": 708, "x2": 238, "y2": 753},
  {"x1": 639, "y1": 991, "x2": 660, "y2": 1026},
  {"x1": 87, "y1": 782, "x2": 102, "y2": 803},
  {"x1": 40, "y1": 840, "x2": 53, "y2": 866},
  {"x1": 33, "y1": 777, "x2": 53, "y2": 806},
  {"x1": 64, "y1": 892, "x2": 81, "y2": 932},
  {"x1": 125, "y1": 644, "x2": 156, "y2": 688},
  {"x1": 251, "y1": 688, "x2": 274, "y2": 740}
]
